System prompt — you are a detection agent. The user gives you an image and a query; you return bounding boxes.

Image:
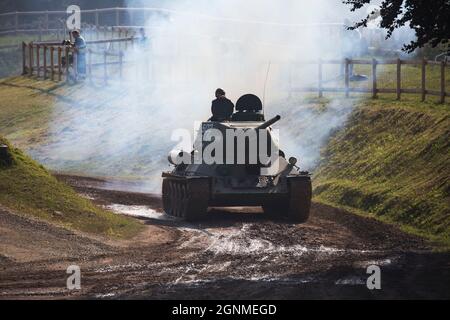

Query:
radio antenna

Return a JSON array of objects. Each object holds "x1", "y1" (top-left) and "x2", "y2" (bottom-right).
[{"x1": 263, "y1": 61, "x2": 272, "y2": 113}]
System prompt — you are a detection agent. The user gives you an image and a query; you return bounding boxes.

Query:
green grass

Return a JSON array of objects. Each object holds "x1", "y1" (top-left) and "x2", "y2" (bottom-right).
[
  {"x1": 0, "y1": 135, "x2": 143, "y2": 239},
  {"x1": 0, "y1": 77, "x2": 57, "y2": 147},
  {"x1": 313, "y1": 99, "x2": 450, "y2": 246},
  {"x1": 350, "y1": 63, "x2": 450, "y2": 94}
]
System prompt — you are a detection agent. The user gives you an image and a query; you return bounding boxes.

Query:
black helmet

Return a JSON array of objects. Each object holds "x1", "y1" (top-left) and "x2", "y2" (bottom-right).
[{"x1": 215, "y1": 88, "x2": 225, "y2": 96}]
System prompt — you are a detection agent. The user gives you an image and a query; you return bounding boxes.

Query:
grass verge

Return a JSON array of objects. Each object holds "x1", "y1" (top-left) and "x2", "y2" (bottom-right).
[
  {"x1": 0, "y1": 135, "x2": 143, "y2": 239},
  {"x1": 313, "y1": 99, "x2": 450, "y2": 247}
]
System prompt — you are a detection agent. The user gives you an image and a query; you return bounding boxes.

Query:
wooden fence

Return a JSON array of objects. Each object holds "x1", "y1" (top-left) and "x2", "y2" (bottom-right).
[
  {"x1": 22, "y1": 37, "x2": 137, "y2": 83},
  {"x1": 290, "y1": 58, "x2": 448, "y2": 103},
  {"x1": 21, "y1": 40, "x2": 449, "y2": 104}
]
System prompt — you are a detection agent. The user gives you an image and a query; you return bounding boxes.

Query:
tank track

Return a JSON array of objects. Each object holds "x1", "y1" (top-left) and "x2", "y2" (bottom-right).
[
  {"x1": 263, "y1": 176, "x2": 312, "y2": 223},
  {"x1": 162, "y1": 177, "x2": 210, "y2": 221},
  {"x1": 287, "y1": 176, "x2": 312, "y2": 223}
]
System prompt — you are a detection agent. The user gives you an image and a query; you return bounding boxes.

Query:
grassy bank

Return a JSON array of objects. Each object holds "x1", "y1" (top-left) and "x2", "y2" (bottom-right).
[
  {"x1": 0, "y1": 136, "x2": 143, "y2": 239},
  {"x1": 313, "y1": 98, "x2": 450, "y2": 245},
  {"x1": 0, "y1": 77, "x2": 61, "y2": 148}
]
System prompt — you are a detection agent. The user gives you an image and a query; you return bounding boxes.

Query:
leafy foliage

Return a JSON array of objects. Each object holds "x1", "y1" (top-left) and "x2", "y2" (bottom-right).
[{"x1": 344, "y1": 0, "x2": 450, "y2": 52}]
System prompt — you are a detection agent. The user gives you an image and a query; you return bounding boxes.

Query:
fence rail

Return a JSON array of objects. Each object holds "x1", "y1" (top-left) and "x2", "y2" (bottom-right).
[
  {"x1": 0, "y1": 7, "x2": 343, "y2": 29},
  {"x1": 22, "y1": 37, "x2": 134, "y2": 83},
  {"x1": 290, "y1": 58, "x2": 448, "y2": 103},
  {"x1": 20, "y1": 38, "x2": 449, "y2": 104}
]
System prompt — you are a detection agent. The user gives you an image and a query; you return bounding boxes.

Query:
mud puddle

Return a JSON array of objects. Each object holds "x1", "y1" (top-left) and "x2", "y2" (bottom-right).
[
  {"x1": 106, "y1": 204, "x2": 381, "y2": 288},
  {"x1": 105, "y1": 204, "x2": 171, "y2": 220}
]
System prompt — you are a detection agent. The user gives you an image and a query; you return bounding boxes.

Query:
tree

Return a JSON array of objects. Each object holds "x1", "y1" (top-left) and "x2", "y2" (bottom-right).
[{"x1": 343, "y1": 0, "x2": 450, "y2": 52}]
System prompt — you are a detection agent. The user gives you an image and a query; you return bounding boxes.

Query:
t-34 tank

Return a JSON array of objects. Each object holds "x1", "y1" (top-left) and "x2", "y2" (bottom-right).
[{"x1": 162, "y1": 94, "x2": 312, "y2": 223}]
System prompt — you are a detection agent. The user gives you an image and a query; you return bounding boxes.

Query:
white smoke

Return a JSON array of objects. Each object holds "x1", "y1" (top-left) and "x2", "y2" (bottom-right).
[{"x1": 37, "y1": 0, "x2": 409, "y2": 192}]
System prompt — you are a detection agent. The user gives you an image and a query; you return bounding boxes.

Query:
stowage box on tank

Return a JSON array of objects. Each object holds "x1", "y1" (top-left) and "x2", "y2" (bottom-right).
[{"x1": 162, "y1": 94, "x2": 312, "y2": 223}]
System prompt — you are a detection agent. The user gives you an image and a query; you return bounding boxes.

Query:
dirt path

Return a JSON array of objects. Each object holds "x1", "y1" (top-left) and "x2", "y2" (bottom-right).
[{"x1": 0, "y1": 175, "x2": 448, "y2": 299}]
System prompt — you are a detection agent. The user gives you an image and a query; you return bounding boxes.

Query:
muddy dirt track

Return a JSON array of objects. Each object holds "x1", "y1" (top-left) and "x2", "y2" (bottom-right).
[{"x1": 0, "y1": 175, "x2": 449, "y2": 300}]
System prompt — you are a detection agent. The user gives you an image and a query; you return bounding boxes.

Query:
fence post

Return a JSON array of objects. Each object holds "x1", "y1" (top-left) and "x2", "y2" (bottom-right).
[
  {"x1": 440, "y1": 61, "x2": 446, "y2": 104},
  {"x1": 318, "y1": 58, "x2": 323, "y2": 98},
  {"x1": 88, "y1": 49, "x2": 92, "y2": 83},
  {"x1": 118, "y1": 28, "x2": 122, "y2": 50},
  {"x1": 116, "y1": 8, "x2": 120, "y2": 26},
  {"x1": 119, "y1": 51, "x2": 123, "y2": 81},
  {"x1": 421, "y1": 58, "x2": 426, "y2": 102},
  {"x1": 104, "y1": 51, "x2": 108, "y2": 85},
  {"x1": 372, "y1": 58, "x2": 377, "y2": 99},
  {"x1": 111, "y1": 27, "x2": 115, "y2": 50},
  {"x1": 130, "y1": 10, "x2": 134, "y2": 26},
  {"x1": 15, "y1": 12, "x2": 19, "y2": 35},
  {"x1": 50, "y1": 47, "x2": 54, "y2": 81},
  {"x1": 36, "y1": 45, "x2": 40, "y2": 78},
  {"x1": 65, "y1": 47, "x2": 70, "y2": 83},
  {"x1": 22, "y1": 42, "x2": 27, "y2": 75},
  {"x1": 45, "y1": 11, "x2": 49, "y2": 31},
  {"x1": 344, "y1": 58, "x2": 350, "y2": 98},
  {"x1": 95, "y1": 9, "x2": 99, "y2": 28},
  {"x1": 29, "y1": 44, "x2": 33, "y2": 77},
  {"x1": 43, "y1": 46, "x2": 47, "y2": 79},
  {"x1": 396, "y1": 58, "x2": 401, "y2": 100},
  {"x1": 58, "y1": 47, "x2": 62, "y2": 81}
]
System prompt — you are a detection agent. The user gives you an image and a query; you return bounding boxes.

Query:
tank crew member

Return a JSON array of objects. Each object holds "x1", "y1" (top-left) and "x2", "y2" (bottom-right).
[
  {"x1": 71, "y1": 30, "x2": 87, "y2": 78},
  {"x1": 138, "y1": 27, "x2": 150, "y2": 49},
  {"x1": 210, "y1": 88, "x2": 234, "y2": 121}
]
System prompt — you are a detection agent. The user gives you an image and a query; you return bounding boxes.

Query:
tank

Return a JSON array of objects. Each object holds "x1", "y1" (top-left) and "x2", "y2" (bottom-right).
[{"x1": 162, "y1": 94, "x2": 312, "y2": 223}]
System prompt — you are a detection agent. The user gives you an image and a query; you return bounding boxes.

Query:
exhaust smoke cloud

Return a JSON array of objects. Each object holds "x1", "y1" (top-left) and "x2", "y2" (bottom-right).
[{"x1": 38, "y1": 0, "x2": 405, "y2": 192}]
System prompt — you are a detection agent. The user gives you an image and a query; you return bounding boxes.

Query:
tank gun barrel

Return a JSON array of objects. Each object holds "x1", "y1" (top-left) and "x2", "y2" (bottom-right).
[{"x1": 256, "y1": 115, "x2": 281, "y2": 130}]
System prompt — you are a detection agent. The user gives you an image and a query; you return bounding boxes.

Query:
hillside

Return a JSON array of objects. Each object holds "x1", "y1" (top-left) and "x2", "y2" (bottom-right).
[
  {"x1": 0, "y1": 135, "x2": 143, "y2": 238},
  {"x1": 314, "y1": 99, "x2": 450, "y2": 244}
]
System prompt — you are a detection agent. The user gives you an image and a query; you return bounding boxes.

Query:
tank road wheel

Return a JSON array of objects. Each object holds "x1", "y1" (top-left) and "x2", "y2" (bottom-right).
[
  {"x1": 287, "y1": 177, "x2": 312, "y2": 223},
  {"x1": 162, "y1": 178, "x2": 210, "y2": 221}
]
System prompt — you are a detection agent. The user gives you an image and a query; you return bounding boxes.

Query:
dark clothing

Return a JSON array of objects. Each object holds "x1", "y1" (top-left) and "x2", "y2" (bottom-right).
[{"x1": 211, "y1": 97, "x2": 234, "y2": 121}]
